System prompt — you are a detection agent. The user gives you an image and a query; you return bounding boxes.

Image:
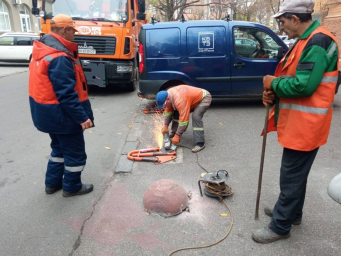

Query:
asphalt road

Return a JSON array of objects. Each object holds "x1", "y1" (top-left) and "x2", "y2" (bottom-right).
[
  {"x1": 0, "y1": 71, "x2": 143, "y2": 255},
  {"x1": 0, "y1": 69, "x2": 341, "y2": 256}
]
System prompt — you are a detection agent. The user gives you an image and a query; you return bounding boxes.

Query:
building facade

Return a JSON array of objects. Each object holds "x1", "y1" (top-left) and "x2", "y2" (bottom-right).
[
  {"x1": 323, "y1": 0, "x2": 341, "y2": 47},
  {"x1": 0, "y1": 0, "x2": 40, "y2": 34}
]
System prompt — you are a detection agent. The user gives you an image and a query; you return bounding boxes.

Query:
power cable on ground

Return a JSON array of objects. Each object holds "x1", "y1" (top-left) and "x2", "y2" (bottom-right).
[{"x1": 167, "y1": 145, "x2": 234, "y2": 256}]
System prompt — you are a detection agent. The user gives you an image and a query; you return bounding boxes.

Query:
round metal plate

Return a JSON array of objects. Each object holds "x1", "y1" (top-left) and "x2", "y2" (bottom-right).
[
  {"x1": 203, "y1": 170, "x2": 229, "y2": 183},
  {"x1": 143, "y1": 179, "x2": 188, "y2": 217}
]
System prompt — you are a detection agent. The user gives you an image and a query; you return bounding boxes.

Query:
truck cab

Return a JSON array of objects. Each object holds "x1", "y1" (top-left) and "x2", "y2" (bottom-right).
[
  {"x1": 138, "y1": 19, "x2": 288, "y2": 99},
  {"x1": 32, "y1": 0, "x2": 147, "y2": 91}
]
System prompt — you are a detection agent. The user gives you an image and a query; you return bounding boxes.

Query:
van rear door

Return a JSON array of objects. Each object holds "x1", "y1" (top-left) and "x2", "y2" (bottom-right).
[{"x1": 230, "y1": 25, "x2": 285, "y2": 96}]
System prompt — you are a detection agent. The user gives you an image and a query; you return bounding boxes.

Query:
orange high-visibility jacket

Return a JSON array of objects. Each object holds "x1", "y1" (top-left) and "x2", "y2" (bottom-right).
[
  {"x1": 267, "y1": 26, "x2": 339, "y2": 151},
  {"x1": 164, "y1": 85, "x2": 207, "y2": 137}
]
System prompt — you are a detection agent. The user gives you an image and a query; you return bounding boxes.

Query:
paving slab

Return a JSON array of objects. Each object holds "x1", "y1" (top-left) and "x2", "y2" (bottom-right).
[
  {"x1": 122, "y1": 141, "x2": 139, "y2": 155},
  {"x1": 126, "y1": 123, "x2": 142, "y2": 142}
]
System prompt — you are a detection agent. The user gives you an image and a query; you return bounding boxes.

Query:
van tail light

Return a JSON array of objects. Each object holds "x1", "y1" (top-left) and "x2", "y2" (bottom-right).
[{"x1": 139, "y1": 43, "x2": 144, "y2": 74}]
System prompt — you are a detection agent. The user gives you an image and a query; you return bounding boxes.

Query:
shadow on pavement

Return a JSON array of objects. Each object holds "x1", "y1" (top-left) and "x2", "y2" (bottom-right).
[
  {"x1": 88, "y1": 84, "x2": 138, "y2": 97},
  {"x1": 211, "y1": 98, "x2": 263, "y2": 109}
]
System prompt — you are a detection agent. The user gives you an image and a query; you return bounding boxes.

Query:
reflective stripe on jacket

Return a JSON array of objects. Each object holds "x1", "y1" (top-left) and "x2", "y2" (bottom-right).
[{"x1": 268, "y1": 25, "x2": 339, "y2": 151}]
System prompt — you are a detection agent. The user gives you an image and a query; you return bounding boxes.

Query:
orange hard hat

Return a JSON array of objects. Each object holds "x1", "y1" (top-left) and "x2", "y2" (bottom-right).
[{"x1": 51, "y1": 14, "x2": 78, "y2": 31}]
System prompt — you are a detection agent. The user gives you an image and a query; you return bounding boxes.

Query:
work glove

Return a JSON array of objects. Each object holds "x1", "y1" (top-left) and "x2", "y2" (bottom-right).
[
  {"x1": 172, "y1": 135, "x2": 180, "y2": 145},
  {"x1": 161, "y1": 125, "x2": 169, "y2": 135},
  {"x1": 263, "y1": 75, "x2": 276, "y2": 90},
  {"x1": 263, "y1": 90, "x2": 276, "y2": 107}
]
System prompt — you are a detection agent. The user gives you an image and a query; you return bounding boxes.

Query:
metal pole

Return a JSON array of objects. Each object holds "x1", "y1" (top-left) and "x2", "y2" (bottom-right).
[{"x1": 255, "y1": 104, "x2": 270, "y2": 220}]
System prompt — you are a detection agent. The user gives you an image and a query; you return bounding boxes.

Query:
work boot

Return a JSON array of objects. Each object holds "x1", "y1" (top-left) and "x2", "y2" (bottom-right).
[
  {"x1": 62, "y1": 184, "x2": 94, "y2": 198},
  {"x1": 264, "y1": 207, "x2": 302, "y2": 225},
  {"x1": 45, "y1": 186, "x2": 62, "y2": 194},
  {"x1": 252, "y1": 227, "x2": 290, "y2": 244},
  {"x1": 192, "y1": 143, "x2": 205, "y2": 153}
]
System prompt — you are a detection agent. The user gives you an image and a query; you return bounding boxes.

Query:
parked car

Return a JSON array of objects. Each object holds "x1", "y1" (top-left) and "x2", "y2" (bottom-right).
[
  {"x1": 0, "y1": 32, "x2": 39, "y2": 63},
  {"x1": 283, "y1": 38, "x2": 297, "y2": 49},
  {"x1": 138, "y1": 20, "x2": 288, "y2": 99},
  {"x1": 277, "y1": 35, "x2": 297, "y2": 48},
  {"x1": 278, "y1": 35, "x2": 288, "y2": 40},
  {"x1": 235, "y1": 38, "x2": 258, "y2": 46}
]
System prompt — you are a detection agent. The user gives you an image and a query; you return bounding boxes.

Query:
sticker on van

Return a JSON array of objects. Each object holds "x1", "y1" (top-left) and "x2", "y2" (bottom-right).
[{"x1": 198, "y1": 32, "x2": 214, "y2": 52}]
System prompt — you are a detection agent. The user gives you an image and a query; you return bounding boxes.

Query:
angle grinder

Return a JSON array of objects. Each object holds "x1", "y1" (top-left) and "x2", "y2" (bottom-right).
[{"x1": 161, "y1": 132, "x2": 177, "y2": 153}]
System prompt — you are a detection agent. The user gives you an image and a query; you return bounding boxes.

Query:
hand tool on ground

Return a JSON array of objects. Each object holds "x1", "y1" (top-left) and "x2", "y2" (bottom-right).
[
  {"x1": 127, "y1": 134, "x2": 177, "y2": 164},
  {"x1": 255, "y1": 104, "x2": 270, "y2": 220},
  {"x1": 127, "y1": 147, "x2": 176, "y2": 164}
]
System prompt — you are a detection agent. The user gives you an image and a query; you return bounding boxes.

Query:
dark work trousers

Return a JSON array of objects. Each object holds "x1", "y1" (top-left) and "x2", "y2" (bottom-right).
[
  {"x1": 170, "y1": 92, "x2": 212, "y2": 144},
  {"x1": 46, "y1": 131, "x2": 86, "y2": 193},
  {"x1": 269, "y1": 147, "x2": 319, "y2": 235}
]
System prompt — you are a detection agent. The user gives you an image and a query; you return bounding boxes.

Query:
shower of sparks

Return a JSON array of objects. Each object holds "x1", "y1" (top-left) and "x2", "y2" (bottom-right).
[{"x1": 152, "y1": 113, "x2": 164, "y2": 149}]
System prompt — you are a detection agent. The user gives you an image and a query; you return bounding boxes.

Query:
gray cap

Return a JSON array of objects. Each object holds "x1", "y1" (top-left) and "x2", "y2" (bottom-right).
[{"x1": 273, "y1": 0, "x2": 315, "y2": 18}]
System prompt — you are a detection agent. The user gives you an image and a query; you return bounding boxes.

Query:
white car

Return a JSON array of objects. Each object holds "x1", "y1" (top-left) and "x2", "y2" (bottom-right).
[
  {"x1": 0, "y1": 32, "x2": 39, "y2": 63},
  {"x1": 278, "y1": 35, "x2": 297, "y2": 48},
  {"x1": 278, "y1": 35, "x2": 288, "y2": 40}
]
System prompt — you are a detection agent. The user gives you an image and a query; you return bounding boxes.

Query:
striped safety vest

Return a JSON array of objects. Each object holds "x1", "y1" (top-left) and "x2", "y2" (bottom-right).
[{"x1": 268, "y1": 26, "x2": 339, "y2": 151}]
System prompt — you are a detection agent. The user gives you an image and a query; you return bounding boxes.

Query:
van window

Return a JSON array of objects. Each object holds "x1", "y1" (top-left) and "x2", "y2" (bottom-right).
[
  {"x1": 0, "y1": 36, "x2": 14, "y2": 45},
  {"x1": 233, "y1": 27, "x2": 281, "y2": 59},
  {"x1": 187, "y1": 26, "x2": 225, "y2": 57},
  {"x1": 147, "y1": 28, "x2": 180, "y2": 58},
  {"x1": 16, "y1": 37, "x2": 32, "y2": 45}
]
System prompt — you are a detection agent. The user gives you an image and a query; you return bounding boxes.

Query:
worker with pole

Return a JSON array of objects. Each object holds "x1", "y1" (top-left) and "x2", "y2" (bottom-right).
[{"x1": 252, "y1": 0, "x2": 339, "y2": 244}]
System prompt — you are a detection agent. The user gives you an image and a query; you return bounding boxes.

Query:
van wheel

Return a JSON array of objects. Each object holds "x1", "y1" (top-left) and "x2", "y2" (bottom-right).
[{"x1": 125, "y1": 58, "x2": 138, "y2": 92}]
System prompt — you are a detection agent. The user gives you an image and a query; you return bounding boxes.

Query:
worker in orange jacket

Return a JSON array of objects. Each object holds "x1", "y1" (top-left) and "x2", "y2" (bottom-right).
[
  {"x1": 156, "y1": 85, "x2": 212, "y2": 153},
  {"x1": 252, "y1": 0, "x2": 339, "y2": 244}
]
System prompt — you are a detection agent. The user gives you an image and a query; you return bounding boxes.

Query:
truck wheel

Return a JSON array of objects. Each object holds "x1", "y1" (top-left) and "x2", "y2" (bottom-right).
[{"x1": 125, "y1": 59, "x2": 138, "y2": 92}]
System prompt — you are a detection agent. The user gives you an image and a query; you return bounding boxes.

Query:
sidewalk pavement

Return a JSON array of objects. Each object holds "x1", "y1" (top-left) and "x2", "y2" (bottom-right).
[
  {"x1": 72, "y1": 98, "x2": 341, "y2": 256},
  {"x1": 0, "y1": 63, "x2": 28, "y2": 78}
]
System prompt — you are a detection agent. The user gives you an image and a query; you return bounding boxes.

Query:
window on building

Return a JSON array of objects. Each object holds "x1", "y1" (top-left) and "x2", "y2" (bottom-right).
[
  {"x1": 187, "y1": 8, "x2": 192, "y2": 14},
  {"x1": 0, "y1": 0, "x2": 11, "y2": 31},
  {"x1": 20, "y1": 4, "x2": 32, "y2": 32}
]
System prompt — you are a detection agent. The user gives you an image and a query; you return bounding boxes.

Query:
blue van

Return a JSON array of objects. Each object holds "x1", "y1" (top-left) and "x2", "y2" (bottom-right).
[{"x1": 137, "y1": 19, "x2": 288, "y2": 99}]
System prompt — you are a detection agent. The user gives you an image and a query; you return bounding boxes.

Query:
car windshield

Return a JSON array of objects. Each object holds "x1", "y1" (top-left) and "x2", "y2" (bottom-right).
[{"x1": 44, "y1": 0, "x2": 128, "y2": 22}]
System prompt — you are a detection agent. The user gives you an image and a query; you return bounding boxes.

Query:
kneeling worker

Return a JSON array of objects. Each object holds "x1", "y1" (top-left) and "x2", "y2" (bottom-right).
[{"x1": 156, "y1": 85, "x2": 212, "y2": 153}]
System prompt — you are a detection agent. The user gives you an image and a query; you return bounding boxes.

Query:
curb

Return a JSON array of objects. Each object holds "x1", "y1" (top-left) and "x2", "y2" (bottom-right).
[
  {"x1": 114, "y1": 99, "x2": 150, "y2": 173},
  {"x1": 0, "y1": 70, "x2": 28, "y2": 78}
]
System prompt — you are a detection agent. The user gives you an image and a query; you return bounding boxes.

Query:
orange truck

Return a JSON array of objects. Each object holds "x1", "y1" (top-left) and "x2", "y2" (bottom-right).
[{"x1": 31, "y1": 0, "x2": 147, "y2": 91}]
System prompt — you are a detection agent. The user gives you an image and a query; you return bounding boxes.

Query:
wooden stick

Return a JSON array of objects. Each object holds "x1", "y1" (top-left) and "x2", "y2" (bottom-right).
[{"x1": 255, "y1": 104, "x2": 270, "y2": 220}]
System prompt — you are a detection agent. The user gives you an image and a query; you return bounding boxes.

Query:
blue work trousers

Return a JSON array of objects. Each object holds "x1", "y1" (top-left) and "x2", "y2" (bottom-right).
[
  {"x1": 269, "y1": 147, "x2": 319, "y2": 235},
  {"x1": 46, "y1": 132, "x2": 86, "y2": 193}
]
